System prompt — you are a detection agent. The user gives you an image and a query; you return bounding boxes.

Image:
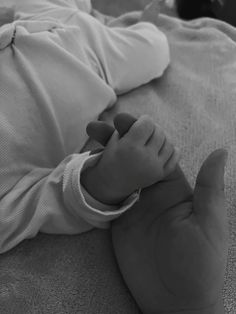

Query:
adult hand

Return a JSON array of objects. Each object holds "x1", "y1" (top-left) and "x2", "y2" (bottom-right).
[
  {"x1": 112, "y1": 150, "x2": 228, "y2": 314},
  {"x1": 87, "y1": 113, "x2": 228, "y2": 314}
]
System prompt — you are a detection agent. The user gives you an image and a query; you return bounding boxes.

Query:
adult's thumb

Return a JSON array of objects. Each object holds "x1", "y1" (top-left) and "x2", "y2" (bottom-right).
[
  {"x1": 193, "y1": 149, "x2": 228, "y2": 231},
  {"x1": 195, "y1": 149, "x2": 228, "y2": 192}
]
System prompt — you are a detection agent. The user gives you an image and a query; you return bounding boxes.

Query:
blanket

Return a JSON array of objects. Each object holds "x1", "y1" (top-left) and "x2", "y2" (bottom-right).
[{"x1": 0, "y1": 1, "x2": 235, "y2": 313}]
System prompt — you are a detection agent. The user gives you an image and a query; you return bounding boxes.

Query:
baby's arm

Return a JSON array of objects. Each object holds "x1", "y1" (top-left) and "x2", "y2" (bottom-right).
[
  {"x1": 81, "y1": 115, "x2": 179, "y2": 205},
  {"x1": 75, "y1": 11, "x2": 170, "y2": 94},
  {"x1": 0, "y1": 150, "x2": 139, "y2": 254}
]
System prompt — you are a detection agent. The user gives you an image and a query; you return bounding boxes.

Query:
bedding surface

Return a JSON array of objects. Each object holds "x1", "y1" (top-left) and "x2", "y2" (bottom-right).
[{"x1": 0, "y1": 0, "x2": 235, "y2": 313}]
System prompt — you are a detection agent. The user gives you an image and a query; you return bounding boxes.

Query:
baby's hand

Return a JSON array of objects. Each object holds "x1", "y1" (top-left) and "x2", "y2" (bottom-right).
[
  {"x1": 84, "y1": 115, "x2": 179, "y2": 205},
  {"x1": 141, "y1": 0, "x2": 164, "y2": 25}
]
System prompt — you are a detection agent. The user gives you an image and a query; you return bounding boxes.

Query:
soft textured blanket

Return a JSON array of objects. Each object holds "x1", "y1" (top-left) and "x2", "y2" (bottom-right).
[{"x1": 0, "y1": 1, "x2": 235, "y2": 314}]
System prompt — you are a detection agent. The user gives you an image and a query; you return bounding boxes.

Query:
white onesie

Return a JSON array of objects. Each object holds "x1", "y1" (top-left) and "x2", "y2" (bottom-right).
[{"x1": 0, "y1": 0, "x2": 170, "y2": 253}]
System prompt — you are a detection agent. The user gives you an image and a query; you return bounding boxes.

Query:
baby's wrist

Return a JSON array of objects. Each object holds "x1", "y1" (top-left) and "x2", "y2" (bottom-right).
[{"x1": 81, "y1": 164, "x2": 131, "y2": 206}]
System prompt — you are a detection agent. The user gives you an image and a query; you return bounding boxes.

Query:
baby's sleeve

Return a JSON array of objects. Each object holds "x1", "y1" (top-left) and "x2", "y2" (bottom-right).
[
  {"x1": 76, "y1": 12, "x2": 170, "y2": 94},
  {"x1": 0, "y1": 152, "x2": 139, "y2": 254}
]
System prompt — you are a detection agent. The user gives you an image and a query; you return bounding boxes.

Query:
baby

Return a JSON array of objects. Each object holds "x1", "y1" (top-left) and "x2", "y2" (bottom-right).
[{"x1": 0, "y1": 0, "x2": 177, "y2": 253}]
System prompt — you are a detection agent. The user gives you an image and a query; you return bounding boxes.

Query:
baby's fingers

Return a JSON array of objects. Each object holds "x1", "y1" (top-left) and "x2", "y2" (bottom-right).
[
  {"x1": 125, "y1": 115, "x2": 155, "y2": 145},
  {"x1": 158, "y1": 138, "x2": 175, "y2": 164},
  {"x1": 163, "y1": 148, "x2": 181, "y2": 176},
  {"x1": 145, "y1": 124, "x2": 166, "y2": 152}
]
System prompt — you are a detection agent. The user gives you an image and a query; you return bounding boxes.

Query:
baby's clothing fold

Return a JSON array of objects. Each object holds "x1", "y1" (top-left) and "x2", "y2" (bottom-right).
[{"x1": 0, "y1": 0, "x2": 170, "y2": 252}]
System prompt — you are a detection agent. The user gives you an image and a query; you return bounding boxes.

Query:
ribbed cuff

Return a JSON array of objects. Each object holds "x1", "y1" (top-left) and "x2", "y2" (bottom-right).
[{"x1": 63, "y1": 152, "x2": 140, "y2": 229}]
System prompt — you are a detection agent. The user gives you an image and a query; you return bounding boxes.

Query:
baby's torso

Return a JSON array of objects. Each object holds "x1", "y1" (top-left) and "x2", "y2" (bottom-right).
[{"x1": 0, "y1": 4, "x2": 116, "y2": 192}]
